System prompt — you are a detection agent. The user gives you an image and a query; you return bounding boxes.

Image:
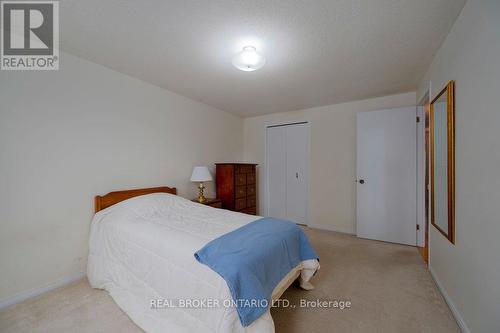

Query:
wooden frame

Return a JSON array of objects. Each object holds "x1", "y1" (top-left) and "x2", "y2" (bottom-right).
[
  {"x1": 94, "y1": 186, "x2": 177, "y2": 213},
  {"x1": 430, "y1": 81, "x2": 455, "y2": 244}
]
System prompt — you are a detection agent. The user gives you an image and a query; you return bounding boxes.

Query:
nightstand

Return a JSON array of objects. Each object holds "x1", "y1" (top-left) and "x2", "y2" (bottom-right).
[{"x1": 192, "y1": 198, "x2": 222, "y2": 208}]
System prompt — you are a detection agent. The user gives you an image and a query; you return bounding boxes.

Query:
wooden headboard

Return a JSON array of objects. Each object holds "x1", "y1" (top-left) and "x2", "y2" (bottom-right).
[{"x1": 94, "y1": 186, "x2": 177, "y2": 213}]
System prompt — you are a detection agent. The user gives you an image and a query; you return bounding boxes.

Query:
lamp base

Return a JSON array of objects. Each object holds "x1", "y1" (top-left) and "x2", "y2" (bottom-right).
[{"x1": 197, "y1": 183, "x2": 206, "y2": 203}]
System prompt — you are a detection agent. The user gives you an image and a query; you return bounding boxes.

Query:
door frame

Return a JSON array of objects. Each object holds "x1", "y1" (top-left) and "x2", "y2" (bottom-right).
[
  {"x1": 417, "y1": 102, "x2": 425, "y2": 247},
  {"x1": 417, "y1": 90, "x2": 431, "y2": 263},
  {"x1": 265, "y1": 121, "x2": 310, "y2": 225}
]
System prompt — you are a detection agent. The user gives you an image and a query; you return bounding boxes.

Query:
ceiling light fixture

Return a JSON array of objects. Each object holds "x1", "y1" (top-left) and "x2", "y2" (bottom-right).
[{"x1": 232, "y1": 46, "x2": 266, "y2": 72}]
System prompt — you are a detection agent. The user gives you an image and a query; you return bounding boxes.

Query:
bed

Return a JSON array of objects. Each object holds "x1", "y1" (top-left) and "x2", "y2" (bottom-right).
[{"x1": 88, "y1": 186, "x2": 319, "y2": 333}]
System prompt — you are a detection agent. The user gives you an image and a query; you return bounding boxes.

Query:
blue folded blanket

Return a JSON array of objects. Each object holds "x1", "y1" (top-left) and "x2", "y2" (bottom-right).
[{"x1": 194, "y1": 217, "x2": 319, "y2": 326}]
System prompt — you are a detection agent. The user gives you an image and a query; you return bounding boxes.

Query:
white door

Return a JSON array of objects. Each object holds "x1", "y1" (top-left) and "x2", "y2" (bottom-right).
[
  {"x1": 267, "y1": 126, "x2": 287, "y2": 220},
  {"x1": 285, "y1": 124, "x2": 309, "y2": 225},
  {"x1": 357, "y1": 107, "x2": 416, "y2": 246},
  {"x1": 266, "y1": 123, "x2": 309, "y2": 225}
]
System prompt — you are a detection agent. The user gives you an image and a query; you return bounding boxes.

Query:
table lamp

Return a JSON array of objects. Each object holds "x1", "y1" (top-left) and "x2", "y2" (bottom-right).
[{"x1": 190, "y1": 166, "x2": 213, "y2": 203}]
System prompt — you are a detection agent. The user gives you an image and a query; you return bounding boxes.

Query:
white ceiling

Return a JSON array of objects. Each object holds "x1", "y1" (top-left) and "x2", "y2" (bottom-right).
[{"x1": 60, "y1": 0, "x2": 466, "y2": 117}]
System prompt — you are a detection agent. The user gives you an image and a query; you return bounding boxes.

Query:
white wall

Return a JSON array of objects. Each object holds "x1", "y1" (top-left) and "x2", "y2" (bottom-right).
[
  {"x1": 0, "y1": 52, "x2": 243, "y2": 303},
  {"x1": 417, "y1": 1, "x2": 500, "y2": 332},
  {"x1": 243, "y1": 92, "x2": 416, "y2": 234}
]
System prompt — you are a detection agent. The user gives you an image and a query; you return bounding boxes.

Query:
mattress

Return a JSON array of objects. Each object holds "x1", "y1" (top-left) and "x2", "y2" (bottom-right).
[{"x1": 87, "y1": 193, "x2": 318, "y2": 333}]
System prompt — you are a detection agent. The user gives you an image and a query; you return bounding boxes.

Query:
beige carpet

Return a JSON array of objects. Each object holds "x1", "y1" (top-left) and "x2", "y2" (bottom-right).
[{"x1": 0, "y1": 228, "x2": 460, "y2": 333}]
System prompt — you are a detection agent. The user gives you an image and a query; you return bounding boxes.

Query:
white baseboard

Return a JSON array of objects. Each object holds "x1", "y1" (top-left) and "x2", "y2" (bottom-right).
[
  {"x1": 429, "y1": 267, "x2": 470, "y2": 333},
  {"x1": 0, "y1": 271, "x2": 86, "y2": 310},
  {"x1": 306, "y1": 223, "x2": 355, "y2": 235}
]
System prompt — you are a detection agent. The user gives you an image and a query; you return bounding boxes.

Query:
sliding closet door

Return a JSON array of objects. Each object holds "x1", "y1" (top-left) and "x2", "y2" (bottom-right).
[
  {"x1": 266, "y1": 123, "x2": 309, "y2": 225},
  {"x1": 266, "y1": 126, "x2": 287, "y2": 219},
  {"x1": 285, "y1": 124, "x2": 309, "y2": 225}
]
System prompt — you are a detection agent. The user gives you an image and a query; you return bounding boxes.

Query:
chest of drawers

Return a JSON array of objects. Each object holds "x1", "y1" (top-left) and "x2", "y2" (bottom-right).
[{"x1": 215, "y1": 163, "x2": 257, "y2": 215}]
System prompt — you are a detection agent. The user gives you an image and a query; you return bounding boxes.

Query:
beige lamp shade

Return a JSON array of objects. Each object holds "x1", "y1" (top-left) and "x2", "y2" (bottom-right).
[{"x1": 190, "y1": 166, "x2": 213, "y2": 182}]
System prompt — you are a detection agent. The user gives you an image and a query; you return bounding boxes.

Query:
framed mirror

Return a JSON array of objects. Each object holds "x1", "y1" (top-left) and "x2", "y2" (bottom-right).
[{"x1": 430, "y1": 81, "x2": 455, "y2": 244}]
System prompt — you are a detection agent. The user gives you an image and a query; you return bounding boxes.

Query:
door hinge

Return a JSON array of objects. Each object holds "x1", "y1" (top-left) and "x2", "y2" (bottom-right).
[
  {"x1": 416, "y1": 116, "x2": 420, "y2": 123},
  {"x1": 416, "y1": 224, "x2": 420, "y2": 230}
]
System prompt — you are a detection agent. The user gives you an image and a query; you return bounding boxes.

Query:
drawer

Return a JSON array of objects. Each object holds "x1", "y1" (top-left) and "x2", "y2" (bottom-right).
[
  {"x1": 240, "y1": 165, "x2": 252, "y2": 173},
  {"x1": 235, "y1": 186, "x2": 246, "y2": 198},
  {"x1": 240, "y1": 207, "x2": 256, "y2": 215},
  {"x1": 247, "y1": 196, "x2": 256, "y2": 207},
  {"x1": 246, "y1": 173, "x2": 255, "y2": 184},
  {"x1": 235, "y1": 173, "x2": 246, "y2": 186},
  {"x1": 246, "y1": 185, "x2": 256, "y2": 196},
  {"x1": 208, "y1": 201, "x2": 222, "y2": 208},
  {"x1": 234, "y1": 186, "x2": 247, "y2": 198},
  {"x1": 235, "y1": 198, "x2": 246, "y2": 210}
]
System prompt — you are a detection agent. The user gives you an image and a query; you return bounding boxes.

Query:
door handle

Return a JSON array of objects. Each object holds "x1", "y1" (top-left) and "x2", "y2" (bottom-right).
[
  {"x1": 296, "y1": 172, "x2": 299, "y2": 179},
  {"x1": 358, "y1": 179, "x2": 365, "y2": 184}
]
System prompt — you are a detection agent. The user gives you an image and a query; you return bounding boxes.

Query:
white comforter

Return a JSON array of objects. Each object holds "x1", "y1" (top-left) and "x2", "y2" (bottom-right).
[{"x1": 87, "y1": 193, "x2": 316, "y2": 333}]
